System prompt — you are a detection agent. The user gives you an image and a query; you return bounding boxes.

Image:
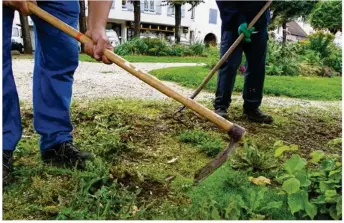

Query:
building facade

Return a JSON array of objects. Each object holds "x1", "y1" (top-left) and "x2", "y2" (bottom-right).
[
  {"x1": 12, "y1": 0, "x2": 341, "y2": 49},
  {"x1": 12, "y1": 0, "x2": 222, "y2": 48},
  {"x1": 98, "y1": 0, "x2": 221, "y2": 45}
]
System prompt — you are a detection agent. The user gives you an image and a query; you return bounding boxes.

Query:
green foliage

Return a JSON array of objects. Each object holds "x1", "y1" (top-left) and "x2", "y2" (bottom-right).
[
  {"x1": 310, "y1": 150, "x2": 325, "y2": 164},
  {"x1": 270, "y1": 1, "x2": 316, "y2": 25},
  {"x1": 194, "y1": 189, "x2": 282, "y2": 220},
  {"x1": 266, "y1": 40, "x2": 301, "y2": 76},
  {"x1": 277, "y1": 154, "x2": 342, "y2": 220},
  {"x1": 115, "y1": 37, "x2": 205, "y2": 57},
  {"x1": 231, "y1": 141, "x2": 278, "y2": 172},
  {"x1": 310, "y1": 1, "x2": 342, "y2": 34},
  {"x1": 274, "y1": 140, "x2": 299, "y2": 158},
  {"x1": 308, "y1": 31, "x2": 335, "y2": 58},
  {"x1": 178, "y1": 130, "x2": 225, "y2": 156}
]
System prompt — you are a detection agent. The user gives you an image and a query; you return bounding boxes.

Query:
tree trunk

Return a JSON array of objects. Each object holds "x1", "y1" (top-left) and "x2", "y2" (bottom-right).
[
  {"x1": 79, "y1": 0, "x2": 87, "y2": 53},
  {"x1": 19, "y1": 13, "x2": 33, "y2": 54},
  {"x1": 174, "y1": 4, "x2": 182, "y2": 44},
  {"x1": 282, "y1": 22, "x2": 287, "y2": 44},
  {"x1": 133, "y1": 1, "x2": 141, "y2": 38}
]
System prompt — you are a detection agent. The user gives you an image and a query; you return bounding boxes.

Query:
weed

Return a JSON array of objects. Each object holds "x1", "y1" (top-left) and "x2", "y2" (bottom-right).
[
  {"x1": 178, "y1": 130, "x2": 225, "y2": 156},
  {"x1": 230, "y1": 140, "x2": 278, "y2": 172}
]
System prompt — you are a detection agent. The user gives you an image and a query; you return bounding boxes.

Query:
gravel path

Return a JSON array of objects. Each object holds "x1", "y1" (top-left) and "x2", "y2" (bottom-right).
[{"x1": 12, "y1": 59, "x2": 341, "y2": 111}]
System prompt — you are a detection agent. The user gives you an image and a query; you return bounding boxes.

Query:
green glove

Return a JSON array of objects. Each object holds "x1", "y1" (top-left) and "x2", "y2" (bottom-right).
[{"x1": 238, "y1": 23, "x2": 255, "y2": 43}]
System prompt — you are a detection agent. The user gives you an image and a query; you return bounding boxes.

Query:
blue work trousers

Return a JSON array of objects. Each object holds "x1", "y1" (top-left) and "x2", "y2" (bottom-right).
[
  {"x1": 214, "y1": 27, "x2": 268, "y2": 111},
  {"x1": 3, "y1": 1, "x2": 79, "y2": 151}
]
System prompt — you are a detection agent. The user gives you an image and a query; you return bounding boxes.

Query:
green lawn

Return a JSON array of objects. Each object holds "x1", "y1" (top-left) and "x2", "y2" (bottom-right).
[
  {"x1": 150, "y1": 66, "x2": 342, "y2": 101},
  {"x1": 79, "y1": 54, "x2": 208, "y2": 63},
  {"x1": 13, "y1": 53, "x2": 209, "y2": 64}
]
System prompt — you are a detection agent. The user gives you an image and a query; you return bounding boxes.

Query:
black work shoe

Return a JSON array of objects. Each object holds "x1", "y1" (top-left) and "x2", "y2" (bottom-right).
[
  {"x1": 243, "y1": 108, "x2": 273, "y2": 124},
  {"x1": 41, "y1": 141, "x2": 93, "y2": 168},
  {"x1": 215, "y1": 108, "x2": 229, "y2": 119},
  {"x1": 3, "y1": 150, "x2": 14, "y2": 186}
]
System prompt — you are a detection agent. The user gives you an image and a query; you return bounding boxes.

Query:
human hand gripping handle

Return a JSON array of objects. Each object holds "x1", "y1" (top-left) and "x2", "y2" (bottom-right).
[
  {"x1": 3, "y1": 0, "x2": 37, "y2": 16},
  {"x1": 84, "y1": 0, "x2": 113, "y2": 64}
]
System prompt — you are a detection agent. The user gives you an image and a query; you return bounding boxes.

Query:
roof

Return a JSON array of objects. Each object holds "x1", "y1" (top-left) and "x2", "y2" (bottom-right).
[{"x1": 287, "y1": 21, "x2": 308, "y2": 37}]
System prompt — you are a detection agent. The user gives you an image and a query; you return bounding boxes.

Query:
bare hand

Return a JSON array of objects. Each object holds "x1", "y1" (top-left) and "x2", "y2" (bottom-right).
[
  {"x1": 84, "y1": 29, "x2": 113, "y2": 65},
  {"x1": 3, "y1": 0, "x2": 37, "y2": 16}
]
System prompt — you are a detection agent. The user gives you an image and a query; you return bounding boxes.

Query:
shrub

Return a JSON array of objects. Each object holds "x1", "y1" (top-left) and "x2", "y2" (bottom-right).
[
  {"x1": 189, "y1": 41, "x2": 206, "y2": 55},
  {"x1": 115, "y1": 37, "x2": 206, "y2": 57},
  {"x1": 266, "y1": 40, "x2": 300, "y2": 76},
  {"x1": 308, "y1": 31, "x2": 335, "y2": 58}
]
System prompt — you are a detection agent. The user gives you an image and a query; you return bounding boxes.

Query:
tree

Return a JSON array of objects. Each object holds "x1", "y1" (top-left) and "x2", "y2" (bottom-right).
[
  {"x1": 270, "y1": 1, "x2": 317, "y2": 43},
  {"x1": 79, "y1": 0, "x2": 87, "y2": 52},
  {"x1": 310, "y1": 1, "x2": 342, "y2": 34},
  {"x1": 163, "y1": 0, "x2": 203, "y2": 43},
  {"x1": 19, "y1": 12, "x2": 33, "y2": 54},
  {"x1": 130, "y1": 0, "x2": 141, "y2": 38}
]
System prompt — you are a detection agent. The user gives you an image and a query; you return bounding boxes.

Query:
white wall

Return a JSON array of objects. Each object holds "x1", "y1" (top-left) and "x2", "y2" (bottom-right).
[{"x1": 190, "y1": 0, "x2": 221, "y2": 44}]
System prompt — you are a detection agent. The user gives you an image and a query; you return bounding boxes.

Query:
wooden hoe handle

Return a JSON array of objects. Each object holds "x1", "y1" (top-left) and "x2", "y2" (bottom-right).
[{"x1": 27, "y1": 2, "x2": 245, "y2": 140}]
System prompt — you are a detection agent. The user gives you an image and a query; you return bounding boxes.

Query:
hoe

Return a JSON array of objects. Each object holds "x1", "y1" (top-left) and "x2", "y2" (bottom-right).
[{"x1": 28, "y1": 2, "x2": 246, "y2": 184}]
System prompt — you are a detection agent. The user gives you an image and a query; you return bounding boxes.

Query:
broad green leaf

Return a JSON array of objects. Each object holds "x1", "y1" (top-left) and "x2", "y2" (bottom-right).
[
  {"x1": 305, "y1": 201, "x2": 317, "y2": 220},
  {"x1": 321, "y1": 158, "x2": 336, "y2": 171},
  {"x1": 329, "y1": 169, "x2": 341, "y2": 177},
  {"x1": 275, "y1": 144, "x2": 298, "y2": 157},
  {"x1": 288, "y1": 190, "x2": 308, "y2": 214},
  {"x1": 310, "y1": 150, "x2": 325, "y2": 164},
  {"x1": 294, "y1": 170, "x2": 311, "y2": 187},
  {"x1": 283, "y1": 154, "x2": 307, "y2": 174},
  {"x1": 276, "y1": 173, "x2": 293, "y2": 184},
  {"x1": 327, "y1": 138, "x2": 342, "y2": 146},
  {"x1": 336, "y1": 196, "x2": 342, "y2": 216},
  {"x1": 325, "y1": 190, "x2": 337, "y2": 203},
  {"x1": 319, "y1": 181, "x2": 334, "y2": 193},
  {"x1": 282, "y1": 178, "x2": 300, "y2": 194},
  {"x1": 329, "y1": 205, "x2": 340, "y2": 220},
  {"x1": 260, "y1": 201, "x2": 283, "y2": 212},
  {"x1": 311, "y1": 195, "x2": 326, "y2": 204}
]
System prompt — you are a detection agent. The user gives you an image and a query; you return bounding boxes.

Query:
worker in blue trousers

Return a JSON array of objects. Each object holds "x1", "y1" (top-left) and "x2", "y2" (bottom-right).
[
  {"x1": 3, "y1": 0, "x2": 114, "y2": 185},
  {"x1": 214, "y1": 1, "x2": 273, "y2": 124}
]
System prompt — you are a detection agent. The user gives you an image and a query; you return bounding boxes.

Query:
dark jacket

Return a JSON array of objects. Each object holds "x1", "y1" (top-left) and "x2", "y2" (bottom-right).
[{"x1": 216, "y1": 1, "x2": 270, "y2": 32}]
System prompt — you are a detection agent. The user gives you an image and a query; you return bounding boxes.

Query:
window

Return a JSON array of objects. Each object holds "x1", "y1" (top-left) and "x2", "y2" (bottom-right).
[
  {"x1": 144, "y1": 0, "x2": 148, "y2": 11},
  {"x1": 149, "y1": 0, "x2": 154, "y2": 12},
  {"x1": 144, "y1": 0, "x2": 154, "y2": 12},
  {"x1": 12, "y1": 28, "x2": 19, "y2": 37},
  {"x1": 209, "y1": 9, "x2": 217, "y2": 25},
  {"x1": 167, "y1": 5, "x2": 174, "y2": 16},
  {"x1": 122, "y1": 0, "x2": 127, "y2": 9},
  {"x1": 191, "y1": 7, "x2": 195, "y2": 19}
]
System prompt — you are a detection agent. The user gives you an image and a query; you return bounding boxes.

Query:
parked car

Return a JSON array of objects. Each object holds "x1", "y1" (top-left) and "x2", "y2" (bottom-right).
[
  {"x1": 11, "y1": 24, "x2": 23, "y2": 53},
  {"x1": 106, "y1": 29, "x2": 120, "y2": 47}
]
